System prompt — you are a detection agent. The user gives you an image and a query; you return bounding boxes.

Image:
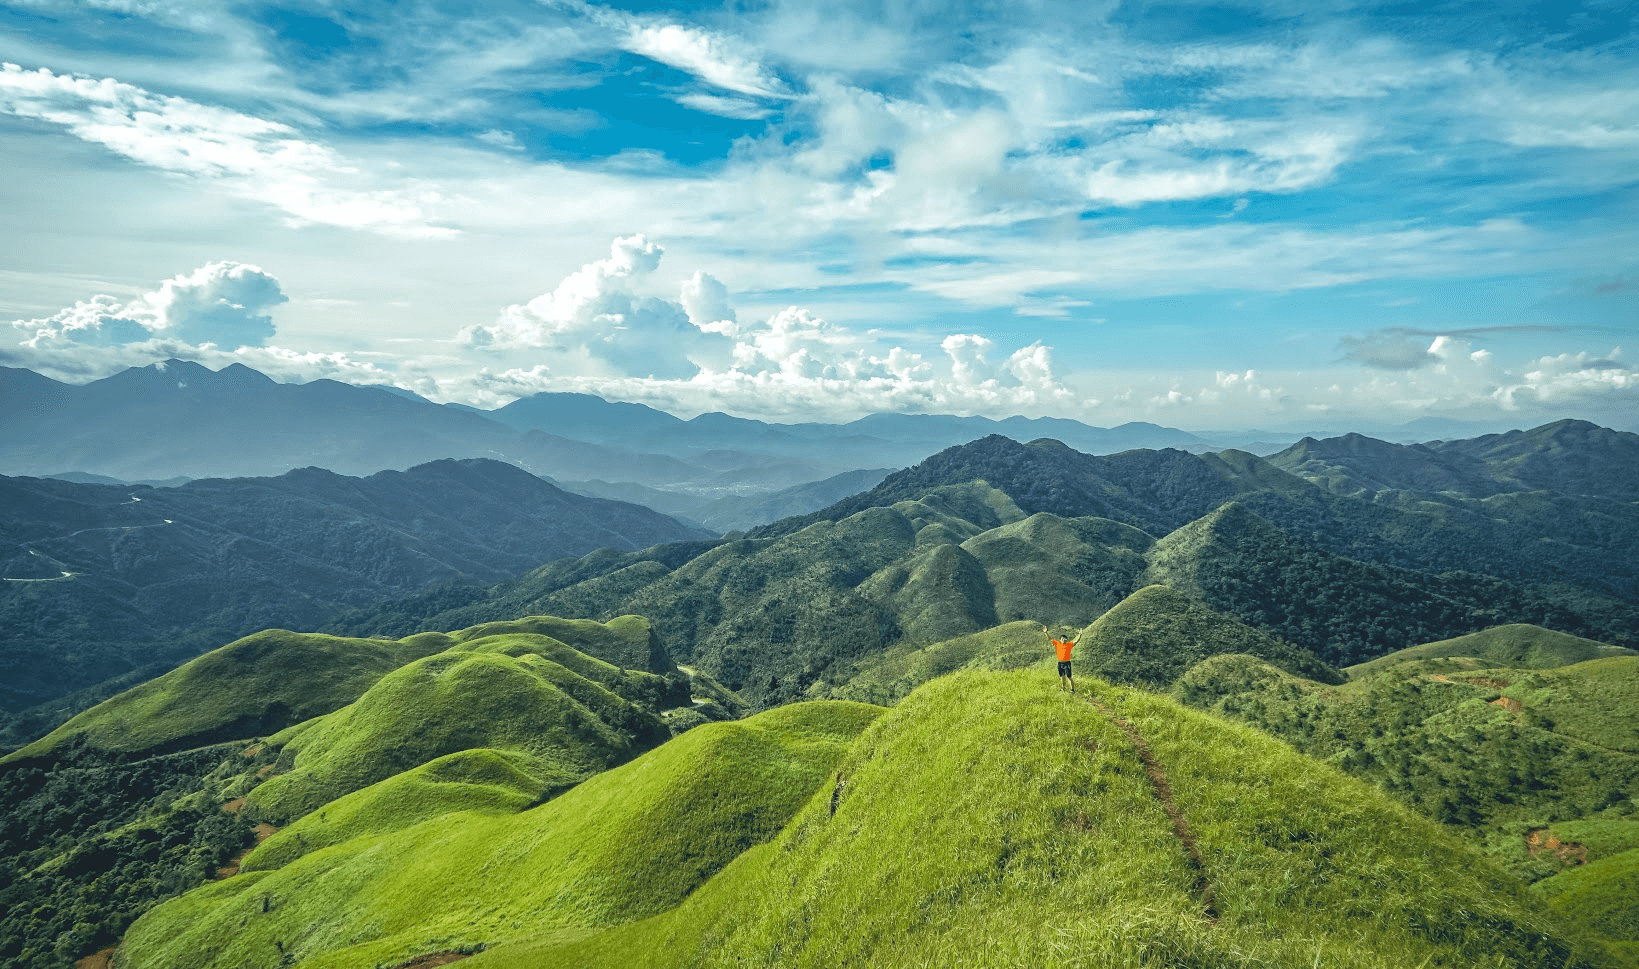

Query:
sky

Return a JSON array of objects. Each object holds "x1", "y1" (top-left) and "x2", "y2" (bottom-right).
[{"x1": 1, "y1": 0, "x2": 1636, "y2": 431}]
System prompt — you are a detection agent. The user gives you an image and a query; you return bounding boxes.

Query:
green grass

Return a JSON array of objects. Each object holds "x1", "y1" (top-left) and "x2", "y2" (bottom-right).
[
  {"x1": 242, "y1": 639, "x2": 674, "y2": 823},
  {"x1": 1548, "y1": 817, "x2": 1639, "y2": 864},
  {"x1": 2, "y1": 629, "x2": 449, "y2": 762},
  {"x1": 118, "y1": 701, "x2": 882, "y2": 969},
  {"x1": 1078, "y1": 584, "x2": 1343, "y2": 687},
  {"x1": 442, "y1": 614, "x2": 673, "y2": 674},
  {"x1": 1347, "y1": 625, "x2": 1635, "y2": 677},
  {"x1": 241, "y1": 748, "x2": 557, "y2": 872},
  {"x1": 1534, "y1": 848, "x2": 1639, "y2": 961},
  {"x1": 471, "y1": 668, "x2": 1604, "y2": 969},
  {"x1": 827, "y1": 620, "x2": 1051, "y2": 704},
  {"x1": 1514, "y1": 657, "x2": 1639, "y2": 755}
]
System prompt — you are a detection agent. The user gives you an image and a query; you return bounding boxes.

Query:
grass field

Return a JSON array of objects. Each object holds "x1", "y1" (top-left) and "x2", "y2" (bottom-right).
[
  {"x1": 241, "y1": 638, "x2": 676, "y2": 823},
  {"x1": 2, "y1": 629, "x2": 451, "y2": 762},
  {"x1": 1346, "y1": 624, "x2": 1635, "y2": 677},
  {"x1": 466, "y1": 668, "x2": 1606, "y2": 968},
  {"x1": 118, "y1": 701, "x2": 882, "y2": 969}
]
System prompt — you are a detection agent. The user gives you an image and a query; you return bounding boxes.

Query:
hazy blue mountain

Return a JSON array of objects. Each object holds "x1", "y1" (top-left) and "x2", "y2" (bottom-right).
[
  {"x1": 491, "y1": 392, "x2": 685, "y2": 443},
  {"x1": 562, "y1": 467, "x2": 899, "y2": 533},
  {"x1": 0, "y1": 361, "x2": 787, "y2": 490},
  {"x1": 1268, "y1": 421, "x2": 1639, "y2": 502},
  {"x1": 0, "y1": 459, "x2": 711, "y2": 720},
  {"x1": 474, "y1": 388, "x2": 1219, "y2": 466}
]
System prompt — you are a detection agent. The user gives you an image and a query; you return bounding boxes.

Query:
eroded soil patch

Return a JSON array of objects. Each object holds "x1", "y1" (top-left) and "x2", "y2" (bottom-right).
[
  {"x1": 75, "y1": 946, "x2": 117, "y2": 969},
  {"x1": 1489, "y1": 696, "x2": 1523, "y2": 714},
  {"x1": 1527, "y1": 829, "x2": 1587, "y2": 866},
  {"x1": 221, "y1": 797, "x2": 246, "y2": 814}
]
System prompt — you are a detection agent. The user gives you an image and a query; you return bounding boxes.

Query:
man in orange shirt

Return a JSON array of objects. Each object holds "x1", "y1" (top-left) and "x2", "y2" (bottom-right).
[{"x1": 1042, "y1": 624, "x2": 1080, "y2": 694}]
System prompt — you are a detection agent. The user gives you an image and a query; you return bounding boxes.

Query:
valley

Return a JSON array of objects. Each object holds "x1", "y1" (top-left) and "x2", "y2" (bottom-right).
[{"x1": 0, "y1": 372, "x2": 1635, "y2": 968}]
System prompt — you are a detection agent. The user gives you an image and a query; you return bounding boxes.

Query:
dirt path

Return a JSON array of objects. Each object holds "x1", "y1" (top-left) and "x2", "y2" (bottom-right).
[
  {"x1": 1084, "y1": 694, "x2": 1218, "y2": 921},
  {"x1": 391, "y1": 952, "x2": 472, "y2": 968}
]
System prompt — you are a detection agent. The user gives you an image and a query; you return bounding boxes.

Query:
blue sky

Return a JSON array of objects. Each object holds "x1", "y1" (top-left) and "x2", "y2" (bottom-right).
[{"x1": 1, "y1": 0, "x2": 1635, "y2": 430}]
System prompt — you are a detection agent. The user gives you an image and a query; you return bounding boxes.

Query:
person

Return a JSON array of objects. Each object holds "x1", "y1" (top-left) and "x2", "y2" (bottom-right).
[{"x1": 1042, "y1": 623, "x2": 1079, "y2": 693}]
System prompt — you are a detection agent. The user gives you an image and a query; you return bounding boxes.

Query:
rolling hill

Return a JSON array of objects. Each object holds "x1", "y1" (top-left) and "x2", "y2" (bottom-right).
[
  {"x1": 118, "y1": 670, "x2": 1615, "y2": 968},
  {"x1": 329, "y1": 476, "x2": 1629, "y2": 708},
  {"x1": 0, "y1": 459, "x2": 709, "y2": 730},
  {"x1": 0, "y1": 613, "x2": 703, "y2": 966}
]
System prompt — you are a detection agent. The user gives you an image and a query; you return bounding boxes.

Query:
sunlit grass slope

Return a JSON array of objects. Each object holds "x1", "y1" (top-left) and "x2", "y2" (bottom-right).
[
  {"x1": 829, "y1": 620, "x2": 1050, "y2": 704},
  {"x1": 119, "y1": 701, "x2": 882, "y2": 969},
  {"x1": 242, "y1": 632, "x2": 682, "y2": 823},
  {"x1": 1534, "y1": 849, "x2": 1639, "y2": 965},
  {"x1": 1079, "y1": 584, "x2": 1342, "y2": 687},
  {"x1": 1347, "y1": 624, "x2": 1635, "y2": 677},
  {"x1": 477, "y1": 668, "x2": 1601, "y2": 969},
  {"x1": 439, "y1": 614, "x2": 674, "y2": 674},
  {"x1": 241, "y1": 747, "x2": 555, "y2": 871},
  {"x1": 2, "y1": 629, "x2": 449, "y2": 762},
  {"x1": 1173, "y1": 652, "x2": 1639, "y2": 841}
]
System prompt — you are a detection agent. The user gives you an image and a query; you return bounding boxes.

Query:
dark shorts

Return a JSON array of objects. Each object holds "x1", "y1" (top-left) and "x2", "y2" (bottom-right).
[{"x1": 1058, "y1": 661, "x2": 1073, "y2": 677}]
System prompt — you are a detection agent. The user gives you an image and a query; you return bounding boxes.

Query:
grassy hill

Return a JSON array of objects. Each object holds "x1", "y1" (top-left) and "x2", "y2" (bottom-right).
[
  {"x1": 1172, "y1": 650, "x2": 1639, "y2": 892},
  {"x1": 0, "y1": 459, "x2": 713, "y2": 726},
  {"x1": 450, "y1": 669, "x2": 1608, "y2": 968},
  {"x1": 241, "y1": 631, "x2": 685, "y2": 823},
  {"x1": 2, "y1": 630, "x2": 449, "y2": 763},
  {"x1": 119, "y1": 702, "x2": 883, "y2": 969},
  {"x1": 1348, "y1": 624, "x2": 1636, "y2": 676},
  {"x1": 1078, "y1": 584, "x2": 1343, "y2": 687},
  {"x1": 329, "y1": 480, "x2": 1619, "y2": 708}
]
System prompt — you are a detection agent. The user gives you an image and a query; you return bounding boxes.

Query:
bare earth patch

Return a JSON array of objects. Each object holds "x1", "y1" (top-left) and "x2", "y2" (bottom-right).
[
  {"x1": 75, "y1": 946, "x2": 117, "y2": 969},
  {"x1": 1489, "y1": 696, "x2": 1523, "y2": 714},
  {"x1": 391, "y1": 952, "x2": 473, "y2": 968},
  {"x1": 1526, "y1": 829, "x2": 1588, "y2": 866},
  {"x1": 221, "y1": 797, "x2": 246, "y2": 814}
]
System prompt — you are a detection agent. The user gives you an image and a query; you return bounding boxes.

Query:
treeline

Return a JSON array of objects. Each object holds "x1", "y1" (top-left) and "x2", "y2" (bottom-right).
[{"x1": 0, "y1": 741, "x2": 254, "y2": 967}]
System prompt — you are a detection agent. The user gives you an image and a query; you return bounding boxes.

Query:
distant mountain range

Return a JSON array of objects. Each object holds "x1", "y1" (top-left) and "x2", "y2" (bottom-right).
[
  {"x1": 0, "y1": 459, "x2": 709, "y2": 725},
  {"x1": 1, "y1": 361, "x2": 1239, "y2": 495},
  {"x1": 328, "y1": 419, "x2": 1639, "y2": 710}
]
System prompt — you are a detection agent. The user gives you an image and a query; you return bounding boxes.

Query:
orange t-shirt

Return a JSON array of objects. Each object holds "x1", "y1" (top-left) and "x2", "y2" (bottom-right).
[{"x1": 1053, "y1": 638, "x2": 1074, "y2": 662}]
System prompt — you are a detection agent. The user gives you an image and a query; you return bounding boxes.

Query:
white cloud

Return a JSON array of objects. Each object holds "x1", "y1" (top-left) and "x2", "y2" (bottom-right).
[
  {"x1": 0, "y1": 63, "x2": 453, "y2": 237},
  {"x1": 475, "y1": 129, "x2": 525, "y2": 151},
  {"x1": 13, "y1": 261, "x2": 287, "y2": 349},
  {"x1": 454, "y1": 236, "x2": 1076, "y2": 420},
  {"x1": 460, "y1": 235, "x2": 729, "y2": 379},
  {"x1": 624, "y1": 21, "x2": 787, "y2": 99}
]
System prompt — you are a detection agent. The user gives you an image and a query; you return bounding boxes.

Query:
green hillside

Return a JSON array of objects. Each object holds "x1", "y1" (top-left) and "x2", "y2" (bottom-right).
[
  {"x1": 241, "y1": 748, "x2": 557, "y2": 872},
  {"x1": 329, "y1": 477, "x2": 1631, "y2": 705},
  {"x1": 1347, "y1": 624, "x2": 1635, "y2": 676},
  {"x1": 827, "y1": 620, "x2": 1051, "y2": 704},
  {"x1": 119, "y1": 702, "x2": 883, "y2": 969},
  {"x1": 467, "y1": 669, "x2": 1604, "y2": 968},
  {"x1": 1079, "y1": 584, "x2": 1343, "y2": 687},
  {"x1": 242, "y1": 633, "x2": 683, "y2": 823},
  {"x1": 1534, "y1": 849, "x2": 1639, "y2": 962},
  {"x1": 1172, "y1": 652, "x2": 1639, "y2": 861},
  {"x1": 2, "y1": 629, "x2": 450, "y2": 763}
]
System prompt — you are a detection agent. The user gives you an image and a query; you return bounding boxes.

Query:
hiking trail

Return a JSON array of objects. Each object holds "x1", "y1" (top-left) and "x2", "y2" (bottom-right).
[{"x1": 1084, "y1": 693, "x2": 1219, "y2": 922}]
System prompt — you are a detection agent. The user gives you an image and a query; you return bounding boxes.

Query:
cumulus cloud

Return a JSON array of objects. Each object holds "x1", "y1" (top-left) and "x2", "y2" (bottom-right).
[
  {"x1": 13, "y1": 261, "x2": 287, "y2": 349},
  {"x1": 0, "y1": 63, "x2": 452, "y2": 237},
  {"x1": 460, "y1": 235, "x2": 731, "y2": 379},
  {"x1": 458, "y1": 236, "x2": 1075, "y2": 420}
]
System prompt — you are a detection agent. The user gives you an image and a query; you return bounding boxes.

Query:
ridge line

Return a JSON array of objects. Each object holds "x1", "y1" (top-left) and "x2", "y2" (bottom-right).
[{"x1": 1085, "y1": 694, "x2": 1219, "y2": 922}]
